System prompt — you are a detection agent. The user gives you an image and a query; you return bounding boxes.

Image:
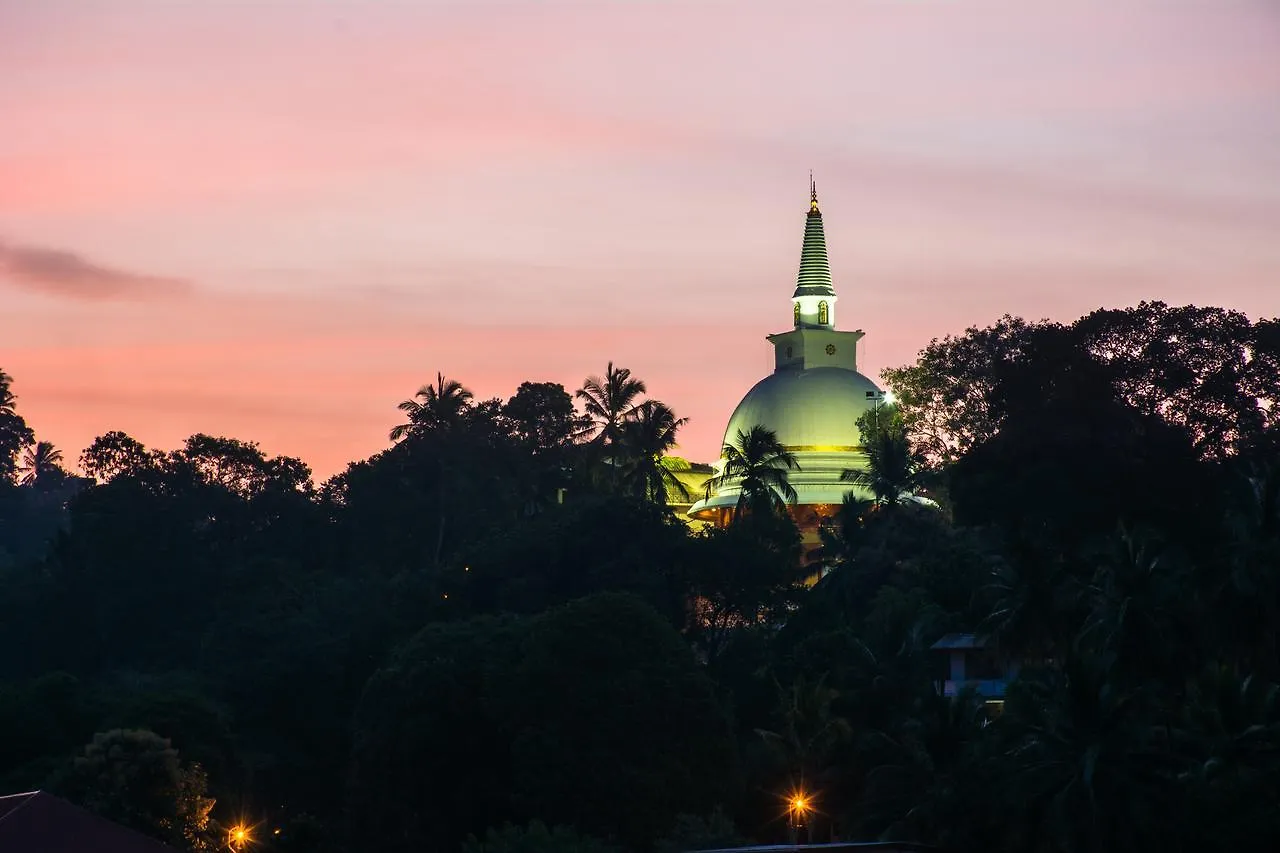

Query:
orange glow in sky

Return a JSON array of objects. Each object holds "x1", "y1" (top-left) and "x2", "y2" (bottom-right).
[{"x1": 3, "y1": 0, "x2": 1279, "y2": 478}]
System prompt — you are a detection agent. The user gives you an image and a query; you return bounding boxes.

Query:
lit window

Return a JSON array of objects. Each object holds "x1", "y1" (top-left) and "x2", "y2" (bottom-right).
[
  {"x1": 818, "y1": 301, "x2": 829, "y2": 325},
  {"x1": 794, "y1": 302, "x2": 801, "y2": 326}
]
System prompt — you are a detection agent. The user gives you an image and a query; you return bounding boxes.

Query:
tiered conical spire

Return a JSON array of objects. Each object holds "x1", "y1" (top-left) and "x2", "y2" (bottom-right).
[{"x1": 793, "y1": 174, "x2": 835, "y2": 299}]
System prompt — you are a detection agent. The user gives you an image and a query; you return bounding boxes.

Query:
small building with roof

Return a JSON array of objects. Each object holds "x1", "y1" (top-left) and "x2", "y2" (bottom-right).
[{"x1": 929, "y1": 633, "x2": 1019, "y2": 709}]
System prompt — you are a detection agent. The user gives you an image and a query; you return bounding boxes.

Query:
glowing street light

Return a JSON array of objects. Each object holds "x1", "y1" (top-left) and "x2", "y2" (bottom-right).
[
  {"x1": 788, "y1": 788, "x2": 808, "y2": 819},
  {"x1": 228, "y1": 824, "x2": 251, "y2": 851},
  {"x1": 787, "y1": 789, "x2": 813, "y2": 845}
]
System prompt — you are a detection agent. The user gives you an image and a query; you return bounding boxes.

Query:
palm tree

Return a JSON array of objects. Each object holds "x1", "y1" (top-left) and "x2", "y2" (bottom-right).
[
  {"x1": 981, "y1": 553, "x2": 1083, "y2": 663},
  {"x1": 389, "y1": 372, "x2": 474, "y2": 441},
  {"x1": 387, "y1": 373, "x2": 475, "y2": 571},
  {"x1": 985, "y1": 652, "x2": 1177, "y2": 853},
  {"x1": 1177, "y1": 665, "x2": 1280, "y2": 849},
  {"x1": 859, "y1": 690, "x2": 988, "y2": 841},
  {"x1": 755, "y1": 672, "x2": 853, "y2": 843},
  {"x1": 616, "y1": 400, "x2": 690, "y2": 505},
  {"x1": 575, "y1": 362, "x2": 646, "y2": 447},
  {"x1": 1215, "y1": 458, "x2": 1280, "y2": 679},
  {"x1": 708, "y1": 425, "x2": 800, "y2": 521},
  {"x1": 1079, "y1": 529, "x2": 1193, "y2": 686},
  {"x1": 20, "y1": 440, "x2": 64, "y2": 486},
  {"x1": 810, "y1": 492, "x2": 875, "y2": 575},
  {"x1": 0, "y1": 368, "x2": 35, "y2": 480},
  {"x1": 756, "y1": 672, "x2": 852, "y2": 782},
  {"x1": 0, "y1": 368, "x2": 16, "y2": 415},
  {"x1": 842, "y1": 402, "x2": 926, "y2": 507}
]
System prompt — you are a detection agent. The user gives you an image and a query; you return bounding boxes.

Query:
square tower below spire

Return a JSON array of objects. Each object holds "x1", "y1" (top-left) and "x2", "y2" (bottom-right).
[{"x1": 767, "y1": 327, "x2": 865, "y2": 373}]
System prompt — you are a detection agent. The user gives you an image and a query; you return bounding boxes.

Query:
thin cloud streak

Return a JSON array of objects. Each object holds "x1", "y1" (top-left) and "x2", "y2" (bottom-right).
[{"x1": 0, "y1": 238, "x2": 192, "y2": 300}]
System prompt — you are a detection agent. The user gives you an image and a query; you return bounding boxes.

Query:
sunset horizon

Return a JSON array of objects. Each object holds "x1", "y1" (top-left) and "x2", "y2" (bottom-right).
[{"x1": 4, "y1": 0, "x2": 1279, "y2": 478}]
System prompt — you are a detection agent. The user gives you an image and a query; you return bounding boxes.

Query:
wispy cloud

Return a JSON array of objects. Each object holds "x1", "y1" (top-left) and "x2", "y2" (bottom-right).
[{"x1": 0, "y1": 239, "x2": 192, "y2": 300}]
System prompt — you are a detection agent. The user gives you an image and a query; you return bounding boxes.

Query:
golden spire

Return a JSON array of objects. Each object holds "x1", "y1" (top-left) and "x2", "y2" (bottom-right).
[{"x1": 809, "y1": 170, "x2": 820, "y2": 213}]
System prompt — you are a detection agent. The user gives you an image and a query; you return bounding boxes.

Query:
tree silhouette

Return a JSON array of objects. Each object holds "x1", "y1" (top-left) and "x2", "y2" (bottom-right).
[
  {"x1": 708, "y1": 425, "x2": 799, "y2": 521},
  {"x1": 80, "y1": 430, "x2": 158, "y2": 482},
  {"x1": 575, "y1": 362, "x2": 646, "y2": 447},
  {"x1": 19, "y1": 440, "x2": 64, "y2": 486},
  {"x1": 390, "y1": 372, "x2": 474, "y2": 441},
  {"x1": 0, "y1": 367, "x2": 34, "y2": 479},
  {"x1": 842, "y1": 402, "x2": 927, "y2": 507},
  {"x1": 57, "y1": 728, "x2": 216, "y2": 851},
  {"x1": 617, "y1": 400, "x2": 690, "y2": 506}
]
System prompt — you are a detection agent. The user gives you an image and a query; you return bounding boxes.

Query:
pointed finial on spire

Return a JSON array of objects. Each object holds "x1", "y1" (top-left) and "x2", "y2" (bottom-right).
[{"x1": 809, "y1": 171, "x2": 820, "y2": 213}]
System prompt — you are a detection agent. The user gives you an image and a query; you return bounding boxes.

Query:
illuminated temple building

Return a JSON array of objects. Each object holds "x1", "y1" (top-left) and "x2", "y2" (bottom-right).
[{"x1": 685, "y1": 181, "x2": 887, "y2": 554}]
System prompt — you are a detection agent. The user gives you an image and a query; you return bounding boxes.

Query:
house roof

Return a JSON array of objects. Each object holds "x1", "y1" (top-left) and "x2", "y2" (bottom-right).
[
  {"x1": 0, "y1": 791, "x2": 179, "y2": 853},
  {"x1": 930, "y1": 633, "x2": 989, "y2": 650}
]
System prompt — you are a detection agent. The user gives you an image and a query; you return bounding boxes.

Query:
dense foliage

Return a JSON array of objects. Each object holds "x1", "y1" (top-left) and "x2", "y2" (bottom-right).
[{"x1": 1, "y1": 301, "x2": 1278, "y2": 853}]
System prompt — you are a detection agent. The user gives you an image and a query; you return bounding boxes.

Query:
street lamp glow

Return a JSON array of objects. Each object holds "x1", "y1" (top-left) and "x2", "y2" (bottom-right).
[
  {"x1": 229, "y1": 825, "x2": 251, "y2": 850},
  {"x1": 785, "y1": 788, "x2": 813, "y2": 844},
  {"x1": 883, "y1": 390, "x2": 896, "y2": 405}
]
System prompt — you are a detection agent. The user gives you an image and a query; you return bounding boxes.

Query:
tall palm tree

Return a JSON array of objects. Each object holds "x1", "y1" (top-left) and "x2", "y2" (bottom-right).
[
  {"x1": 575, "y1": 362, "x2": 646, "y2": 447},
  {"x1": 387, "y1": 373, "x2": 474, "y2": 571},
  {"x1": 709, "y1": 425, "x2": 800, "y2": 521},
  {"x1": 389, "y1": 372, "x2": 474, "y2": 441},
  {"x1": 20, "y1": 440, "x2": 63, "y2": 486},
  {"x1": 616, "y1": 400, "x2": 690, "y2": 505}
]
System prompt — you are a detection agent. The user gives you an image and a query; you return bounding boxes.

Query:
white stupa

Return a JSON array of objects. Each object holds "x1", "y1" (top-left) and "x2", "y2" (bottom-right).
[{"x1": 688, "y1": 179, "x2": 887, "y2": 530}]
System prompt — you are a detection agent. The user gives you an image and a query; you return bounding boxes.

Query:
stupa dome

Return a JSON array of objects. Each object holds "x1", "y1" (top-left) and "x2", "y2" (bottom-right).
[{"x1": 722, "y1": 366, "x2": 882, "y2": 452}]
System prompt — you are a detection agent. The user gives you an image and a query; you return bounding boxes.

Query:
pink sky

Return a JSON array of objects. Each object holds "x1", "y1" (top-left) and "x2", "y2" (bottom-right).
[{"x1": 2, "y1": 0, "x2": 1279, "y2": 478}]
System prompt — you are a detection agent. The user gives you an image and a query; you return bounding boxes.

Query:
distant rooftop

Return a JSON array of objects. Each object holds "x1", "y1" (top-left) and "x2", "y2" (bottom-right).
[
  {"x1": 0, "y1": 791, "x2": 178, "y2": 853},
  {"x1": 929, "y1": 633, "x2": 990, "y2": 650}
]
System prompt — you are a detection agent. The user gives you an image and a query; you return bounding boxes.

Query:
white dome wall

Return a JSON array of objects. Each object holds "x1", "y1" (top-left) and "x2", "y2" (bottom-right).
[{"x1": 690, "y1": 367, "x2": 887, "y2": 518}]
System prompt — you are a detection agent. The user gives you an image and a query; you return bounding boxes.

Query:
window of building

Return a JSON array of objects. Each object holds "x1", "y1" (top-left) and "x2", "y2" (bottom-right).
[
  {"x1": 818, "y1": 301, "x2": 829, "y2": 325},
  {"x1": 794, "y1": 303, "x2": 801, "y2": 326}
]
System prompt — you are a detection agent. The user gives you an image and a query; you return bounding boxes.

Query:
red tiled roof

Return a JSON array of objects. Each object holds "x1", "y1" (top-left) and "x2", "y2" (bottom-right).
[{"x1": 0, "y1": 791, "x2": 179, "y2": 852}]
